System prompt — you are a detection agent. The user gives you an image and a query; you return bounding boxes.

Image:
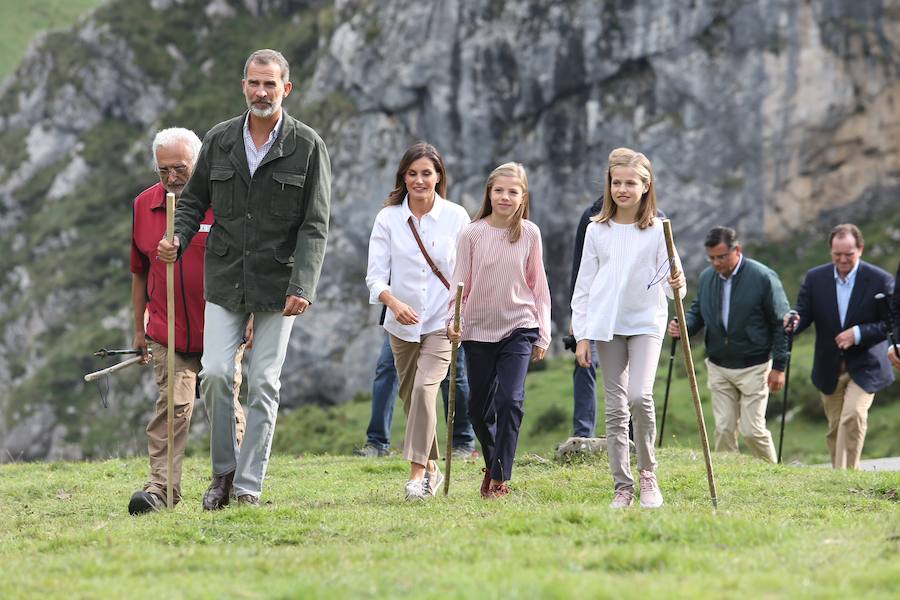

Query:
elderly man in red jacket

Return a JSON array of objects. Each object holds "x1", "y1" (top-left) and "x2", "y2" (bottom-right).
[{"x1": 128, "y1": 128, "x2": 248, "y2": 514}]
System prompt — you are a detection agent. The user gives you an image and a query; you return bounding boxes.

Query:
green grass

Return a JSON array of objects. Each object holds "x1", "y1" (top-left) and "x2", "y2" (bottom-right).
[
  {"x1": 0, "y1": 0, "x2": 105, "y2": 81},
  {"x1": 0, "y1": 451, "x2": 897, "y2": 598}
]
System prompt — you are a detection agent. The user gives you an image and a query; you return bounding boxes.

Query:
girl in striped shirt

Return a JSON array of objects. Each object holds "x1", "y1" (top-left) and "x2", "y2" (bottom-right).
[
  {"x1": 448, "y1": 162, "x2": 551, "y2": 499},
  {"x1": 571, "y1": 148, "x2": 685, "y2": 509}
]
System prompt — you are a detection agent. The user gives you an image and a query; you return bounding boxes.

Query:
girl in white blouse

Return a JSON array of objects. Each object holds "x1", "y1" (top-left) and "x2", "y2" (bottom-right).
[
  {"x1": 366, "y1": 143, "x2": 470, "y2": 501},
  {"x1": 571, "y1": 148, "x2": 685, "y2": 509}
]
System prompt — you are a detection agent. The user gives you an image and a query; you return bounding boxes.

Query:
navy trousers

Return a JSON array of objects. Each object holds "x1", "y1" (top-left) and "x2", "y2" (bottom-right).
[{"x1": 464, "y1": 328, "x2": 538, "y2": 482}]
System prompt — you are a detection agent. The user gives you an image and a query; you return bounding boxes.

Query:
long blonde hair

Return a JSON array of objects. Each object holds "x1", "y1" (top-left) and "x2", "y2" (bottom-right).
[
  {"x1": 475, "y1": 162, "x2": 529, "y2": 243},
  {"x1": 594, "y1": 147, "x2": 657, "y2": 229}
]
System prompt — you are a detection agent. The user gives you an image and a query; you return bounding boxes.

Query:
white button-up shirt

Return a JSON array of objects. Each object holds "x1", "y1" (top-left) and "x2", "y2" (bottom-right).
[
  {"x1": 366, "y1": 195, "x2": 471, "y2": 342},
  {"x1": 834, "y1": 262, "x2": 861, "y2": 344}
]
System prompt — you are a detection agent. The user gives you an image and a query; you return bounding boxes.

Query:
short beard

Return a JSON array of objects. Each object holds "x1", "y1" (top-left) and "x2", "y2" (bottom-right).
[{"x1": 248, "y1": 101, "x2": 277, "y2": 119}]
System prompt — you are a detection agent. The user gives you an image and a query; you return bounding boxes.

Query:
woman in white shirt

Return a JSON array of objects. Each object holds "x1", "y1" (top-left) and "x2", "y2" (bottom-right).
[
  {"x1": 366, "y1": 142, "x2": 470, "y2": 500},
  {"x1": 571, "y1": 148, "x2": 685, "y2": 510}
]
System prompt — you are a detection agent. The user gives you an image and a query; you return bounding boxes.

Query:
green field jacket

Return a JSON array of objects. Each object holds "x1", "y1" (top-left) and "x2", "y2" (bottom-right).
[
  {"x1": 174, "y1": 111, "x2": 331, "y2": 312},
  {"x1": 684, "y1": 257, "x2": 790, "y2": 371}
]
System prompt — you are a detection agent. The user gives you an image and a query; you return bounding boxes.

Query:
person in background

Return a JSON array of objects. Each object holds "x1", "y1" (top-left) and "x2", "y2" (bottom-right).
[{"x1": 786, "y1": 224, "x2": 894, "y2": 469}]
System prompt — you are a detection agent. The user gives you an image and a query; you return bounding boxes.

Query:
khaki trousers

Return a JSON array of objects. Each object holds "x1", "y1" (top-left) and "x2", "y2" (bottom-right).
[
  {"x1": 821, "y1": 371, "x2": 874, "y2": 470},
  {"x1": 706, "y1": 359, "x2": 778, "y2": 463},
  {"x1": 390, "y1": 331, "x2": 451, "y2": 466},
  {"x1": 595, "y1": 334, "x2": 662, "y2": 492},
  {"x1": 145, "y1": 341, "x2": 246, "y2": 502}
]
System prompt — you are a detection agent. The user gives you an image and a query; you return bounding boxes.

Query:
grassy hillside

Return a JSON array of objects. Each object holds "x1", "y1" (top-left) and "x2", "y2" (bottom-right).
[
  {"x1": 0, "y1": 0, "x2": 105, "y2": 81},
  {"x1": 0, "y1": 452, "x2": 896, "y2": 598}
]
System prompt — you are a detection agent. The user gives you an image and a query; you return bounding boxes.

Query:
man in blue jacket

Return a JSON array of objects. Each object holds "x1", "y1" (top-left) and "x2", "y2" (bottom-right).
[
  {"x1": 787, "y1": 224, "x2": 894, "y2": 469},
  {"x1": 668, "y1": 226, "x2": 789, "y2": 463}
]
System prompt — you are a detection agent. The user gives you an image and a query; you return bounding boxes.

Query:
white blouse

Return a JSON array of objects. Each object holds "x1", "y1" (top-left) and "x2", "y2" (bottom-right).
[
  {"x1": 571, "y1": 219, "x2": 685, "y2": 343},
  {"x1": 366, "y1": 194, "x2": 471, "y2": 342}
]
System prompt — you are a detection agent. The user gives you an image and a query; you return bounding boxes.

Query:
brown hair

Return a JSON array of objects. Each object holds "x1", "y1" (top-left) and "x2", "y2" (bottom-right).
[
  {"x1": 828, "y1": 223, "x2": 864, "y2": 248},
  {"x1": 384, "y1": 142, "x2": 447, "y2": 206},
  {"x1": 475, "y1": 162, "x2": 529, "y2": 243},
  {"x1": 594, "y1": 147, "x2": 657, "y2": 229},
  {"x1": 244, "y1": 49, "x2": 290, "y2": 83}
]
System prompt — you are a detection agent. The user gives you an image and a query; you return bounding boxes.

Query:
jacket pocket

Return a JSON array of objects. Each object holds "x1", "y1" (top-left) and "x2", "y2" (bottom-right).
[
  {"x1": 210, "y1": 166, "x2": 235, "y2": 219},
  {"x1": 208, "y1": 232, "x2": 228, "y2": 257},
  {"x1": 274, "y1": 246, "x2": 294, "y2": 268},
  {"x1": 270, "y1": 171, "x2": 305, "y2": 219}
]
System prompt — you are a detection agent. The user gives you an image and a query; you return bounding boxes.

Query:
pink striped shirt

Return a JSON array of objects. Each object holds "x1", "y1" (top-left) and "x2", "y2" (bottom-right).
[{"x1": 448, "y1": 219, "x2": 552, "y2": 349}]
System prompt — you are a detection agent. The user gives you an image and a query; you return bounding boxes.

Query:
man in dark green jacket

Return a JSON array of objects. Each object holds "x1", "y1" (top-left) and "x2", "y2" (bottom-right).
[
  {"x1": 159, "y1": 49, "x2": 331, "y2": 508},
  {"x1": 668, "y1": 227, "x2": 789, "y2": 463}
]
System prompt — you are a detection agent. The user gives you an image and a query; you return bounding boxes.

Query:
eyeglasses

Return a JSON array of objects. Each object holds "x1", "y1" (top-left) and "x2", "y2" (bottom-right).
[
  {"x1": 157, "y1": 165, "x2": 189, "y2": 178},
  {"x1": 706, "y1": 248, "x2": 736, "y2": 263}
]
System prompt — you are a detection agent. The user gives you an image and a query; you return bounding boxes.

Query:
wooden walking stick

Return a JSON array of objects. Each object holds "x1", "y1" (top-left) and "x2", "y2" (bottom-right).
[
  {"x1": 165, "y1": 192, "x2": 176, "y2": 510},
  {"x1": 661, "y1": 219, "x2": 718, "y2": 510},
  {"x1": 443, "y1": 282, "x2": 464, "y2": 496}
]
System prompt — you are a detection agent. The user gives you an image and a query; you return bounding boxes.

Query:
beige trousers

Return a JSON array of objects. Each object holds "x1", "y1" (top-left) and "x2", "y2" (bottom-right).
[
  {"x1": 390, "y1": 331, "x2": 451, "y2": 466},
  {"x1": 821, "y1": 371, "x2": 874, "y2": 470},
  {"x1": 706, "y1": 359, "x2": 778, "y2": 463},
  {"x1": 145, "y1": 341, "x2": 246, "y2": 501}
]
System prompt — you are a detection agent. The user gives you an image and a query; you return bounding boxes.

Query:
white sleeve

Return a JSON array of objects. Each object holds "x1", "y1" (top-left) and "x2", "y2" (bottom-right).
[
  {"x1": 366, "y1": 212, "x2": 392, "y2": 304},
  {"x1": 571, "y1": 224, "x2": 599, "y2": 341}
]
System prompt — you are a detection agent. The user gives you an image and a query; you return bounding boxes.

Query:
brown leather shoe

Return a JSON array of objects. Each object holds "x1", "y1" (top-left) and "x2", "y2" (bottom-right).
[
  {"x1": 202, "y1": 470, "x2": 235, "y2": 511},
  {"x1": 480, "y1": 468, "x2": 492, "y2": 499},
  {"x1": 236, "y1": 494, "x2": 260, "y2": 507},
  {"x1": 486, "y1": 481, "x2": 510, "y2": 499}
]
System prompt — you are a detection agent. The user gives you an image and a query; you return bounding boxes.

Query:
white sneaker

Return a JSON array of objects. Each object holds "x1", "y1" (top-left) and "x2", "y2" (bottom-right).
[
  {"x1": 639, "y1": 470, "x2": 664, "y2": 508},
  {"x1": 425, "y1": 465, "x2": 444, "y2": 496},
  {"x1": 404, "y1": 479, "x2": 427, "y2": 501},
  {"x1": 609, "y1": 487, "x2": 634, "y2": 509}
]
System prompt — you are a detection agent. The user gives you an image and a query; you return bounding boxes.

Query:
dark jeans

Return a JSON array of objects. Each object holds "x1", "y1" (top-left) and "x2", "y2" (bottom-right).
[
  {"x1": 573, "y1": 342, "x2": 599, "y2": 437},
  {"x1": 366, "y1": 333, "x2": 475, "y2": 451},
  {"x1": 464, "y1": 328, "x2": 538, "y2": 482}
]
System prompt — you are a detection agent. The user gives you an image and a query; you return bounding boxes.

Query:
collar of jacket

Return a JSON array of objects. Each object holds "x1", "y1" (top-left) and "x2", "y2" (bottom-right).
[{"x1": 216, "y1": 111, "x2": 298, "y2": 184}]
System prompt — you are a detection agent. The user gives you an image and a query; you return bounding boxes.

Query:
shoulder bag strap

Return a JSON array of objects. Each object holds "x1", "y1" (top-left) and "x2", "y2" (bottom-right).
[{"x1": 407, "y1": 216, "x2": 450, "y2": 290}]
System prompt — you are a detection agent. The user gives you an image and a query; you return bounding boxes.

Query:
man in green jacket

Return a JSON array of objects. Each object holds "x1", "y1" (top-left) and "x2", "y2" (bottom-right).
[
  {"x1": 668, "y1": 226, "x2": 789, "y2": 463},
  {"x1": 158, "y1": 49, "x2": 331, "y2": 508}
]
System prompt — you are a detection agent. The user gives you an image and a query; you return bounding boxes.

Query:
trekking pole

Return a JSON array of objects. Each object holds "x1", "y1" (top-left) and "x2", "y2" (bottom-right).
[
  {"x1": 777, "y1": 310, "x2": 798, "y2": 463},
  {"x1": 84, "y1": 355, "x2": 145, "y2": 382},
  {"x1": 662, "y1": 220, "x2": 718, "y2": 510},
  {"x1": 444, "y1": 282, "x2": 464, "y2": 496},
  {"x1": 658, "y1": 317, "x2": 678, "y2": 448},
  {"x1": 165, "y1": 192, "x2": 176, "y2": 510}
]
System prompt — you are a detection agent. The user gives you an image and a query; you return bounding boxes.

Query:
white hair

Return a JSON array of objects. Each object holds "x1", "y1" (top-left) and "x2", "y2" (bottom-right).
[{"x1": 151, "y1": 127, "x2": 202, "y2": 170}]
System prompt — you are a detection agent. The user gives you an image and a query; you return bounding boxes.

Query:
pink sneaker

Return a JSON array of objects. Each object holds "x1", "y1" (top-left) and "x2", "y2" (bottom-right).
[
  {"x1": 639, "y1": 470, "x2": 663, "y2": 508},
  {"x1": 609, "y1": 487, "x2": 634, "y2": 509}
]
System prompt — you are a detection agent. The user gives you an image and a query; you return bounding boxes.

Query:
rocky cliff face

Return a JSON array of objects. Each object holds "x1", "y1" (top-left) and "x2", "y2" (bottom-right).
[{"x1": 1, "y1": 0, "x2": 897, "y2": 460}]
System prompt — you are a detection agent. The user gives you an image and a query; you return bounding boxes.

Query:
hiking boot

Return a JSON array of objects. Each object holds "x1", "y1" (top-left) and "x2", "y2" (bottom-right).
[
  {"x1": 128, "y1": 490, "x2": 164, "y2": 515},
  {"x1": 486, "y1": 481, "x2": 510, "y2": 499},
  {"x1": 353, "y1": 443, "x2": 390, "y2": 458},
  {"x1": 480, "y1": 468, "x2": 492, "y2": 498},
  {"x1": 237, "y1": 494, "x2": 260, "y2": 507},
  {"x1": 610, "y1": 487, "x2": 635, "y2": 509},
  {"x1": 202, "y1": 470, "x2": 235, "y2": 511},
  {"x1": 425, "y1": 465, "x2": 444, "y2": 496},
  {"x1": 404, "y1": 479, "x2": 428, "y2": 501},
  {"x1": 638, "y1": 470, "x2": 664, "y2": 508}
]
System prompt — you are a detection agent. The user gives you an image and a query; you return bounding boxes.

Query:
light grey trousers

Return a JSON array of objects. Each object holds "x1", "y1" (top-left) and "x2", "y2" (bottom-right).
[
  {"x1": 595, "y1": 334, "x2": 662, "y2": 491},
  {"x1": 201, "y1": 302, "x2": 295, "y2": 498}
]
